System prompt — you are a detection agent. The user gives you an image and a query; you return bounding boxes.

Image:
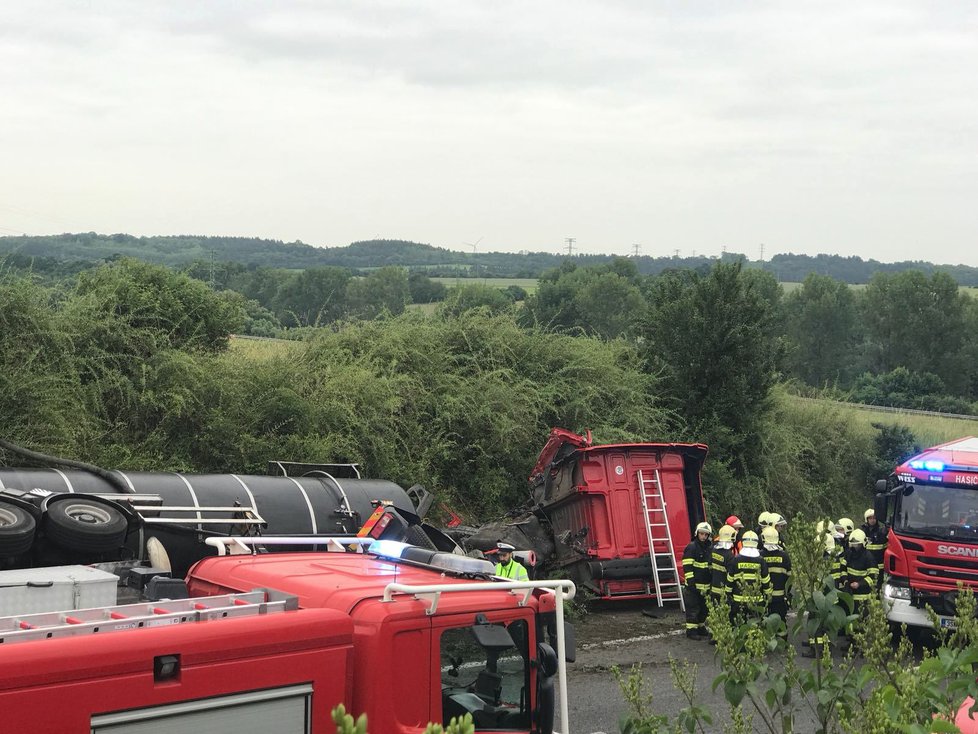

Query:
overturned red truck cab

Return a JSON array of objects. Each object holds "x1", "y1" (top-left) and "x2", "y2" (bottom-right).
[{"x1": 464, "y1": 429, "x2": 708, "y2": 603}]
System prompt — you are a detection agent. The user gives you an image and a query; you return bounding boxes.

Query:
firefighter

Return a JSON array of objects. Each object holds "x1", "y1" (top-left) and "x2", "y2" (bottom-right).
[
  {"x1": 725, "y1": 530, "x2": 772, "y2": 623},
  {"x1": 862, "y1": 508, "x2": 888, "y2": 583},
  {"x1": 835, "y1": 518, "x2": 855, "y2": 552},
  {"x1": 725, "y1": 515, "x2": 745, "y2": 550},
  {"x1": 681, "y1": 522, "x2": 713, "y2": 639},
  {"x1": 493, "y1": 542, "x2": 529, "y2": 581},
  {"x1": 844, "y1": 528, "x2": 877, "y2": 634},
  {"x1": 760, "y1": 526, "x2": 791, "y2": 624},
  {"x1": 710, "y1": 525, "x2": 737, "y2": 602},
  {"x1": 771, "y1": 513, "x2": 788, "y2": 544}
]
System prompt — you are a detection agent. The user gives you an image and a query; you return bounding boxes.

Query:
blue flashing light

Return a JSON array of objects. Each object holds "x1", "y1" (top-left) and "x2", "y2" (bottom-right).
[
  {"x1": 923, "y1": 460, "x2": 945, "y2": 472},
  {"x1": 369, "y1": 540, "x2": 409, "y2": 559},
  {"x1": 909, "y1": 460, "x2": 924, "y2": 469}
]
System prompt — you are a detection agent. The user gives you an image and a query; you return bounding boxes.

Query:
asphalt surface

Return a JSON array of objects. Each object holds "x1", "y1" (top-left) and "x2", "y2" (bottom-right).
[
  {"x1": 562, "y1": 603, "x2": 717, "y2": 734},
  {"x1": 562, "y1": 603, "x2": 823, "y2": 734}
]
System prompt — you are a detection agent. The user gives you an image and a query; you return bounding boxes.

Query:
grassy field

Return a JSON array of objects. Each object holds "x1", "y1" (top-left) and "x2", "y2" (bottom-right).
[
  {"x1": 431, "y1": 277, "x2": 539, "y2": 293},
  {"x1": 785, "y1": 394, "x2": 977, "y2": 446},
  {"x1": 779, "y1": 281, "x2": 975, "y2": 297}
]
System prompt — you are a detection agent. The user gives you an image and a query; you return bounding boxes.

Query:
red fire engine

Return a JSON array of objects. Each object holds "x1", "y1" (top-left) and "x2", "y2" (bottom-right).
[
  {"x1": 876, "y1": 436, "x2": 978, "y2": 631},
  {"x1": 0, "y1": 537, "x2": 575, "y2": 733}
]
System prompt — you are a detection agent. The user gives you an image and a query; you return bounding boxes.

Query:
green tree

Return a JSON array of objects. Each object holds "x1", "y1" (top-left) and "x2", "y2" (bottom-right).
[
  {"x1": 346, "y1": 266, "x2": 410, "y2": 319},
  {"x1": 408, "y1": 271, "x2": 448, "y2": 303},
  {"x1": 642, "y1": 261, "x2": 782, "y2": 476},
  {"x1": 438, "y1": 284, "x2": 511, "y2": 317},
  {"x1": 784, "y1": 273, "x2": 860, "y2": 386},
  {"x1": 273, "y1": 266, "x2": 351, "y2": 327},
  {"x1": 523, "y1": 262, "x2": 646, "y2": 339},
  {"x1": 860, "y1": 270, "x2": 969, "y2": 393}
]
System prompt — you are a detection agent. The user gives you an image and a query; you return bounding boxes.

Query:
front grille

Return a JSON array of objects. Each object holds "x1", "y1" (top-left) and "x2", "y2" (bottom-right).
[{"x1": 918, "y1": 555, "x2": 978, "y2": 571}]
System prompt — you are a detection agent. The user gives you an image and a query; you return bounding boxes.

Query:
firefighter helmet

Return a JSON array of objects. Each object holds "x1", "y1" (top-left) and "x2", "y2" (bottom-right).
[
  {"x1": 717, "y1": 525, "x2": 737, "y2": 542},
  {"x1": 726, "y1": 515, "x2": 744, "y2": 529},
  {"x1": 838, "y1": 518, "x2": 855, "y2": 535},
  {"x1": 761, "y1": 526, "x2": 780, "y2": 545},
  {"x1": 771, "y1": 513, "x2": 786, "y2": 528},
  {"x1": 758, "y1": 511, "x2": 773, "y2": 527},
  {"x1": 824, "y1": 533, "x2": 836, "y2": 552},
  {"x1": 864, "y1": 508, "x2": 875, "y2": 520},
  {"x1": 695, "y1": 522, "x2": 713, "y2": 536},
  {"x1": 849, "y1": 528, "x2": 867, "y2": 546},
  {"x1": 741, "y1": 530, "x2": 759, "y2": 548}
]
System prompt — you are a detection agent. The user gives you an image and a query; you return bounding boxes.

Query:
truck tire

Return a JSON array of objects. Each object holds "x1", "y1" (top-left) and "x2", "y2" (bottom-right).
[
  {"x1": 0, "y1": 502, "x2": 36, "y2": 556},
  {"x1": 44, "y1": 498, "x2": 127, "y2": 553}
]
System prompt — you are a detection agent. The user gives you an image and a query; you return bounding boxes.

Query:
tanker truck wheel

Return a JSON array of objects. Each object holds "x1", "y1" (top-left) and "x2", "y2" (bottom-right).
[
  {"x1": 0, "y1": 502, "x2": 36, "y2": 556},
  {"x1": 43, "y1": 498, "x2": 127, "y2": 553}
]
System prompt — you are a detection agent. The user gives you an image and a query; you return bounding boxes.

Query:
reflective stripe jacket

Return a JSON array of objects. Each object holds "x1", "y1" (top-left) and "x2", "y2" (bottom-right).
[
  {"x1": 829, "y1": 545, "x2": 846, "y2": 589},
  {"x1": 844, "y1": 546, "x2": 877, "y2": 600},
  {"x1": 861, "y1": 522, "x2": 888, "y2": 567},
  {"x1": 725, "y1": 553, "x2": 772, "y2": 604},
  {"x1": 760, "y1": 546, "x2": 791, "y2": 597},
  {"x1": 711, "y1": 545, "x2": 735, "y2": 596},
  {"x1": 682, "y1": 539, "x2": 713, "y2": 592}
]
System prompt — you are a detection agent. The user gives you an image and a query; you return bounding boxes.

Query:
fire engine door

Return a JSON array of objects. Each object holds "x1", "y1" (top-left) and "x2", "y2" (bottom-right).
[{"x1": 431, "y1": 611, "x2": 536, "y2": 732}]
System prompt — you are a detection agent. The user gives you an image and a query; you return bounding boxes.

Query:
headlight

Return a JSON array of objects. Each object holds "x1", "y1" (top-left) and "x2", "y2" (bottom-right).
[{"x1": 885, "y1": 583, "x2": 911, "y2": 600}]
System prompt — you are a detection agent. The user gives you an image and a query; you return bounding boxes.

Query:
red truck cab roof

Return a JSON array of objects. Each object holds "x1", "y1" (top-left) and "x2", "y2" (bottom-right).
[
  {"x1": 187, "y1": 550, "x2": 555, "y2": 617},
  {"x1": 895, "y1": 437, "x2": 978, "y2": 487}
]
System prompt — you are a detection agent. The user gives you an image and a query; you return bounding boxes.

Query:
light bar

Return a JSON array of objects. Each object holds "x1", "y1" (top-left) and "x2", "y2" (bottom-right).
[
  {"x1": 368, "y1": 540, "x2": 410, "y2": 559},
  {"x1": 909, "y1": 459, "x2": 946, "y2": 472}
]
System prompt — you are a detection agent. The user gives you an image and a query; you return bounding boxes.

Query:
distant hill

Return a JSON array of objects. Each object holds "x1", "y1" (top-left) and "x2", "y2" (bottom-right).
[{"x1": 2, "y1": 233, "x2": 977, "y2": 285}]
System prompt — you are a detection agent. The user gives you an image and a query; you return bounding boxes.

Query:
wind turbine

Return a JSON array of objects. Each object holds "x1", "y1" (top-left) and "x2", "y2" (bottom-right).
[{"x1": 463, "y1": 237, "x2": 483, "y2": 253}]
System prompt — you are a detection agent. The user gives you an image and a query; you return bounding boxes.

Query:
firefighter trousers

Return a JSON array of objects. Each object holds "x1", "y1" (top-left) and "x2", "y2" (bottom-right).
[
  {"x1": 683, "y1": 586, "x2": 707, "y2": 637},
  {"x1": 768, "y1": 596, "x2": 788, "y2": 622}
]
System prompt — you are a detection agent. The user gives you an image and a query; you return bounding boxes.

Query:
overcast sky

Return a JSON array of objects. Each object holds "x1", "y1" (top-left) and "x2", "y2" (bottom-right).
[{"x1": 1, "y1": 1, "x2": 976, "y2": 263}]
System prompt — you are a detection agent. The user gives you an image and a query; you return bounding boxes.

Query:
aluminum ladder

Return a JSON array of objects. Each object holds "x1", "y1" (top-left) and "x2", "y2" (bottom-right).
[
  {"x1": 0, "y1": 591, "x2": 292, "y2": 645},
  {"x1": 638, "y1": 469, "x2": 685, "y2": 610}
]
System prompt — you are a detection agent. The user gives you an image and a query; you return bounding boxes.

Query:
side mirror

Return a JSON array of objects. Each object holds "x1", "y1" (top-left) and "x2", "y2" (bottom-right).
[
  {"x1": 873, "y1": 494, "x2": 888, "y2": 523},
  {"x1": 470, "y1": 620, "x2": 516, "y2": 652},
  {"x1": 875, "y1": 479, "x2": 889, "y2": 494},
  {"x1": 537, "y1": 642, "x2": 558, "y2": 678}
]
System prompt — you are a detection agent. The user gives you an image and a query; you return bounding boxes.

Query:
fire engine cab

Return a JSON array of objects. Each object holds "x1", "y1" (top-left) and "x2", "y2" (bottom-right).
[
  {"x1": 0, "y1": 537, "x2": 575, "y2": 734},
  {"x1": 876, "y1": 436, "x2": 978, "y2": 631}
]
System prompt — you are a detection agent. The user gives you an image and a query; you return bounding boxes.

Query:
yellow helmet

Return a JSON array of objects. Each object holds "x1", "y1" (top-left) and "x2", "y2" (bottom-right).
[
  {"x1": 838, "y1": 518, "x2": 855, "y2": 535},
  {"x1": 824, "y1": 533, "x2": 836, "y2": 552},
  {"x1": 849, "y1": 528, "x2": 867, "y2": 546},
  {"x1": 717, "y1": 524, "x2": 737, "y2": 542},
  {"x1": 864, "y1": 508, "x2": 875, "y2": 521},
  {"x1": 758, "y1": 511, "x2": 773, "y2": 527},
  {"x1": 741, "y1": 530, "x2": 759, "y2": 548},
  {"x1": 761, "y1": 526, "x2": 780, "y2": 545},
  {"x1": 771, "y1": 513, "x2": 786, "y2": 528},
  {"x1": 695, "y1": 522, "x2": 713, "y2": 536}
]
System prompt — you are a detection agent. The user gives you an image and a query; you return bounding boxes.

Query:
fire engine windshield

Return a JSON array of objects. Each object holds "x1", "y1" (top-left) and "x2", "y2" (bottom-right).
[
  {"x1": 439, "y1": 620, "x2": 530, "y2": 731},
  {"x1": 896, "y1": 484, "x2": 978, "y2": 540}
]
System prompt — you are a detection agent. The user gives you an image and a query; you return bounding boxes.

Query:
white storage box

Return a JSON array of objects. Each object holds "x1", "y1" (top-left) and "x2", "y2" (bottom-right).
[{"x1": 0, "y1": 565, "x2": 118, "y2": 616}]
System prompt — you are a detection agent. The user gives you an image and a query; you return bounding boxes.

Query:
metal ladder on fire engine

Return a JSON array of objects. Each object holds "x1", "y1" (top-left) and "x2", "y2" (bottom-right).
[
  {"x1": 0, "y1": 591, "x2": 294, "y2": 645},
  {"x1": 638, "y1": 469, "x2": 685, "y2": 610}
]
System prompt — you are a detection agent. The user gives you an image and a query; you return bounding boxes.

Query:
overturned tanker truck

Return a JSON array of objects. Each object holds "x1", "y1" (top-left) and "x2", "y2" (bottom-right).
[
  {"x1": 0, "y1": 429, "x2": 708, "y2": 605},
  {"x1": 0, "y1": 450, "x2": 456, "y2": 577},
  {"x1": 454, "y1": 429, "x2": 709, "y2": 602}
]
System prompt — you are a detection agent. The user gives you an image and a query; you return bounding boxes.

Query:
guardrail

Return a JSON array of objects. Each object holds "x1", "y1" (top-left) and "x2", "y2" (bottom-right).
[{"x1": 792, "y1": 396, "x2": 978, "y2": 422}]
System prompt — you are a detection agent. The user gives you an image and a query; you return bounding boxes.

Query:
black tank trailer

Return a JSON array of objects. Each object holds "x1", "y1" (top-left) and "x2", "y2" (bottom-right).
[{"x1": 0, "y1": 463, "x2": 432, "y2": 576}]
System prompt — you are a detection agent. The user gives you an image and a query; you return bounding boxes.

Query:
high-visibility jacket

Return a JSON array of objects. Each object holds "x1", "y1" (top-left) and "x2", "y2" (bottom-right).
[
  {"x1": 829, "y1": 545, "x2": 846, "y2": 589},
  {"x1": 844, "y1": 547, "x2": 877, "y2": 601},
  {"x1": 761, "y1": 546, "x2": 791, "y2": 598},
  {"x1": 861, "y1": 522, "x2": 888, "y2": 568},
  {"x1": 495, "y1": 559, "x2": 528, "y2": 581},
  {"x1": 725, "y1": 553, "x2": 772, "y2": 605},
  {"x1": 681, "y1": 539, "x2": 713, "y2": 592},
  {"x1": 711, "y1": 545, "x2": 735, "y2": 597}
]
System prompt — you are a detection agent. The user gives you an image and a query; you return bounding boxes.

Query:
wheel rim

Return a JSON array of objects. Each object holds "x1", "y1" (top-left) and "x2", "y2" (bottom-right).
[
  {"x1": 61, "y1": 503, "x2": 113, "y2": 526},
  {"x1": 0, "y1": 507, "x2": 18, "y2": 527}
]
